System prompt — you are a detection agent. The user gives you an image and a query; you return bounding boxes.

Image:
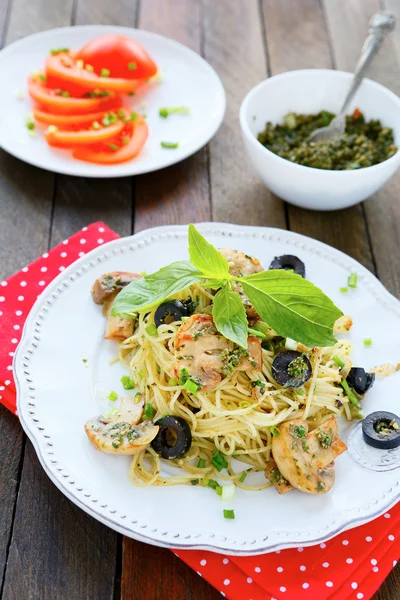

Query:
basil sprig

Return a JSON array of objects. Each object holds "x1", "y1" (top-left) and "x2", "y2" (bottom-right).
[{"x1": 112, "y1": 225, "x2": 342, "y2": 348}]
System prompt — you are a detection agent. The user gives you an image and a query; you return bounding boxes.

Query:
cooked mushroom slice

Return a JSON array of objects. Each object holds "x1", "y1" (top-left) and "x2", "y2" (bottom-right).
[
  {"x1": 218, "y1": 248, "x2": 264, "y2": 321},
  {"x1": 174, "y1": 314, "x2": 262, "y2": 391},
  {"x1": 84, "y1": 397, "x2": 158, "y2": 455},
  {"x1": 92, "y1": 272, "x2": 142, "y2": 340},
  {"x1": 271, "y1": 417, "x2": 347, "y2": 494},
  {"x1": 92, "y1": 271, "x2": 141, "y2": 305},
  {"x1": 103, "y1": 298, "x2": 134, "y2": 340},
  {"x1": 265, "y1": 460, "x2": 293, "y2": 494}
]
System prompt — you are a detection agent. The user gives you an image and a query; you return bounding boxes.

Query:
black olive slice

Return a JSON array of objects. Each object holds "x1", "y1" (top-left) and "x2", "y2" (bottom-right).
[
  {"x1": 346, "y1": 367, "x2": 375, "y2": 395},
  {"x1": 362, "y1": 411, "x2": 400, "y2": 449},
  {"x1": 269, "y1": 255, "x2": 306, "y2": 278},
  {"x1": 271, "y1": 350, "x2": 312, "y2": 388},
  {"x1": 151, "y1": 416, "x2": 192, "y2": 459},
  {"x1": 154, "y1": 300, "x2": 189, "y2": 328}
]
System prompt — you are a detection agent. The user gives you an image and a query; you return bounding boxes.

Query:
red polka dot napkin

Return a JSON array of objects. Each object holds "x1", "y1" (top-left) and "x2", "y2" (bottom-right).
[{"x1": 0, "y1": 222, "x2": 398, "y2": 600}]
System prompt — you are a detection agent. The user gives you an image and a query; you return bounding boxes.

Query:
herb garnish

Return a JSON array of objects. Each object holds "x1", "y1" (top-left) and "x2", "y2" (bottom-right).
[
  {"x1": 112, "y1": 225, "x2": 342, "y2": 349},
  {"x1": 160, "y1": 141, "x2": 179, "y2": 149},
  {"x1": 159, "y1": 106, "x2": 190, "y2": 118}
]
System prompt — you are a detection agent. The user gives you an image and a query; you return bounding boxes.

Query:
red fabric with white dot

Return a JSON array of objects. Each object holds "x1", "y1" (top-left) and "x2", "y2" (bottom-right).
[{"x1": 0, "y1": 222, "x2": 398, "y2": 600}]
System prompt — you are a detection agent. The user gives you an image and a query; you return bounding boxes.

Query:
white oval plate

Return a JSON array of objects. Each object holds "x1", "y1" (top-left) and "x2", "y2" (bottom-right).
[
  {"x1": 0, "y1": 26, "x2": 225, "y2": 177},
  {"x1": 14, "y1": 223, "x2": 400, "y2": 555}
]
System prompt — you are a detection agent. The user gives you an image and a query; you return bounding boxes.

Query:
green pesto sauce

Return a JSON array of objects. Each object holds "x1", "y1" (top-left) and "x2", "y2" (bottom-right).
[{"x1": 257, "y1": 110, "x2": 397, "y2": 170}]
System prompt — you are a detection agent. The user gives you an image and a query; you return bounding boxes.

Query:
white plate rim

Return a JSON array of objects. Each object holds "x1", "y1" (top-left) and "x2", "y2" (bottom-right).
[
  {"x1": 14, "y1": 222, "x2": 400, "y2": 555},
  {"x1": 0, "y1": 25, "x2": 226, "y2": 178}
]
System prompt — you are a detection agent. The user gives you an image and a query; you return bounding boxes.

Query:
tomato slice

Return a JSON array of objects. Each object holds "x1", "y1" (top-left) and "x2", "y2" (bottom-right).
[
  {"x1": 73, "y1": 117, "x2": 148, "y2": 164},
  {"x1": 28, "y1": 77, "x2": 123, "y2": 115},
  {"x1": 76, "y1": 35, "x2": 158, "y2": 80},
  {"x1": 33, "y1": 108, "x2": 110, "y2": 128},
  {"x1": 45, "y1": 53, "x2": 143, "y2": 93},
  {"x1": 44, "y1": 120, "x2": 124, "y2": 148}
]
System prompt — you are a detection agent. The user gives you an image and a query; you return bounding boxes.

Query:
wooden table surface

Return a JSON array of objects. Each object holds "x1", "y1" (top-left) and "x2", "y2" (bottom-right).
[{"x1": 1, "y1": 0, "x2": 400, "y2": 598}]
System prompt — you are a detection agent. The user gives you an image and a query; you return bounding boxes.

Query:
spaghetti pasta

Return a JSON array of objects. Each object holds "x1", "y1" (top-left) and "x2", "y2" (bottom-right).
[{"x1": 116, "y1": 284, "x2": 352, "y2": 491}]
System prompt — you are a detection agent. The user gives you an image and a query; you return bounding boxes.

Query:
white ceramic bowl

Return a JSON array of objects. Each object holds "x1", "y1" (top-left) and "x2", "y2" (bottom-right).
[{"x1": 240, "y1": 69, "x2": 400, "y2": 211}]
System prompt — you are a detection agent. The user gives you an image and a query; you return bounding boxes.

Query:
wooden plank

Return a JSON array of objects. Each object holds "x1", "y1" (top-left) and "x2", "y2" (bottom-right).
[
  {"x1": 322, "y1": 1, "x2": 400, "y2": 595},
  {"x1": 134, "y1": 0, "x2": 211, "y2": 232},
  {"x1": 2, "y1": 442, "x2": 117, "y2": 600},
  {"x1": 260, "y1": 0, "x2": 374, "y2": 271},
  {"x1": 123, "y1": 2, "x2": 219, "y2": 600},
  {"x1": 1, "y1": 2, "x2": 120, "y2": 599},
  {"x1": 202, "y1": 0, "x2": 285, "y2": 227},
  {"x1": 0, "y1": 0, "x2": 73, "y2": 594},
  {"x1": 323, "y1": 0, "x2": 400, "y2": 294},
  {"x1": 0, "y1": 408, "x2": 23, "y2": 591},
  {"x1": 0, "y1": 0, "x2": 70, "y2": 278}
]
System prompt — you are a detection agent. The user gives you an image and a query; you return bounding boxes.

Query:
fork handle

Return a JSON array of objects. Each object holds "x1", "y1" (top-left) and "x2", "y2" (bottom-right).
[{"x1": 339, "y1": 12, "x2": 395, "y2": 117}]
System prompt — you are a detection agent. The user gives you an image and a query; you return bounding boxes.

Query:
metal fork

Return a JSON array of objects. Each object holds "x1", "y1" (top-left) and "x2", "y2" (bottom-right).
[{"x1": 308, "y1": 11, "x2": 395, "y2": 144}]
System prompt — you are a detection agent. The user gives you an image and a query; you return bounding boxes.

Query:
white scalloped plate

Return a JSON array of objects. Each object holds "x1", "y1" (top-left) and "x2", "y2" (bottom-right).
[{"x1": 14, "y1": 223, "x2": 400, "y2": 555}]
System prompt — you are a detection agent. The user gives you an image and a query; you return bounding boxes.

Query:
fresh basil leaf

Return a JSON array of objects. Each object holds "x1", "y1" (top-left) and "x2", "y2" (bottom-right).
[
  {"x1": 240, "y1": 270, "x2": 342, "y2": 348},
  {"x1": 212, "y1": 285, "x2": 248, "y2": 348},
  {"x1": 111, "y1": 261, "x2": 204, "y2": 317},
  {"x1": 188, "y1": 224, "x2": 230, "y2": 279},
  {"x1": 202, "y1": 278, "x2": 226, "y2": 290}
]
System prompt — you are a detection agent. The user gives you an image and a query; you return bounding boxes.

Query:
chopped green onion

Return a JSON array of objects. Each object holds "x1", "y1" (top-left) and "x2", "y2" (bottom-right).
[
  {"x1": 216, "y1": 485, "x2": 223, "y2": 496},
  {"x1": 212, "y1": 450, "x2": 228, "y2": 472},
  {"x1": 55, "y1": 89, "x2": 70, "y2": 97},
  {"x1": 197, "y1": 458, "x2": 206, "y2": 468},
  {"x1": 232, "y1": 454, "x2": 240, "y2": 459},
  {"x1": 364, "y1": 338, "x2": 372, "y2": 347},
  {"x1": 92, "y1": 121, "x2": 101, "y2": 130},
  {"x1": 341, "y1": 380, "x2": 360, "y2": 408},
  {"x1": 26, "y1": 120, "x2": 35, "y2": 131},
  {"x1": 138, "y1": 369, "x2": 145, "y2": 379},
  {"x1": 50, "y1": 47, "x2": 70, "y2": 55},
  {"x1": 143, "y1": 402, "x2": 156, "y2": 420},
  {"x1": 121, "y1": 136, "x2": 130, "y2": 145},
  {"x1": 239, "y1": 472, "x2": 247, "y2": 483},
  {"x1": 146, "y1": 324, "x2": 158, "y2": 336},
  {"x1": 109, "y1": 144, "x2": 119, "y2": 151},
  {"x1": 123, "y1": 111, "x2": 138, "y2": 123},
  {"x1": 348, "y1": 273, "x2": 358, "y2": 288},
  {"x1": 340, "y1": 287, "x2": 348, "y2": 293},
  {"x1": 100, "y1": 68, "x2": 110, "y2": 78},
  {"x1": 121, "y1": 375, "x2": 135, "y2": 390},
  {"x1": 183, "y1": 378, "x2": 199, "y2": 395},
  {"x1": 167, "y1": 377, "x2": 177, "y2": 386},
  {"x1": 159, "y1": 106, "x2": 190, "y2": 118},
  {"x1": 85, "y1": 64, "x2": 94, "y2": 72},
  {"x1": 108, "y1": 390, "x2": 118, "y2": 401},
  {"x1": 333, "y1": 355, "x2": 345, "y2": 368},
  {"x1": 208, "y1": 479, "x2": 219, "y2": 490},
  {"x1": 247, "y1": 327, "x2": 265, "y2": 339},
  {"x1": 296, "y1": 389, "x2": 305, "y2": 395},
  {"x1": 179, "y1": 368, "x2": 189, "y2": 385},
  {"x1": 106, "y1": 407, "x2": 119, "y2": 417},
  {"x1": 269, "y1": 425, "x2": 281, "y2": 437},
  {"x1": 201, "y1": 478, "x2": 210, "y2": 487},
  {"x1": 161, "y1": 141, "x2": 179, "y2": 149},
  {"x1": 223, "y1": 509, "x2": 235, "y2": 519},
  {"x1": 128, "y1": 62, "x2": 137, "y2": 70},
  {"x1": 15, "y1": 89, "x2": 24, "y2": 100},
  {"x1": 191, "y1": 479, "x2": 199, "y2": 485},
  {"x1": 221, "y1": 483, "x2": 235, "y2": 501}
]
